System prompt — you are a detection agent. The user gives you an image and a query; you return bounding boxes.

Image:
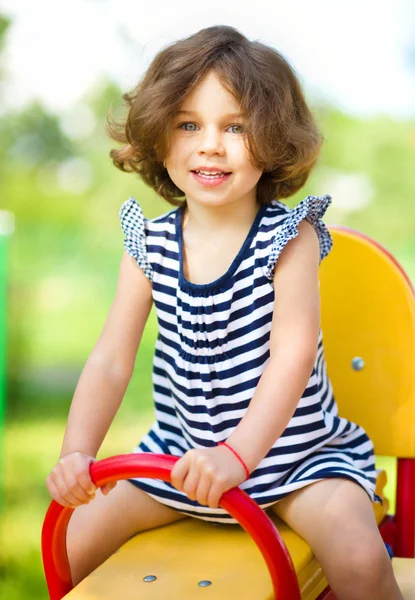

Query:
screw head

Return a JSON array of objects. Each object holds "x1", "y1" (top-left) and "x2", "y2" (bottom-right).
[
  {"x1": 351, "y1": 357, "x2": 365, "y2": 371},
  {"x1": 143, "y1": 575, "x2": 157, "y2": 582},
  {"x1": 198, "y1": 580, "x2": 212, "y2": 587}
]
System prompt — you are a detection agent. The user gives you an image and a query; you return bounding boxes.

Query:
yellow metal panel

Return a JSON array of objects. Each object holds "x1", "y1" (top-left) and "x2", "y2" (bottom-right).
[
  {"x1": 64, "y1": 472, "x2": 388, "y2": 599},
  {"x1": 320, "y1": 228, "x2": 415, "y2": 457}
]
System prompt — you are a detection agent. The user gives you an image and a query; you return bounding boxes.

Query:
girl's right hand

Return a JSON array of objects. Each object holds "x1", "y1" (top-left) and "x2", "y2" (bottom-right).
[{"x1": 46, "y1": 451, "x2": 116, "y2": 508}]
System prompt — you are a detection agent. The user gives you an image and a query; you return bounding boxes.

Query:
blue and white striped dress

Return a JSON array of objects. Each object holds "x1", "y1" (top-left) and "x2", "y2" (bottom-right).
[{"x1": 119, "y1": 194, "x2": 381, "y2": 523}]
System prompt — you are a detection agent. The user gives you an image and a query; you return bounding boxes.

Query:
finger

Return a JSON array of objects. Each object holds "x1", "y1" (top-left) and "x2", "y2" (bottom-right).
[
  {"x1": 59, "y1": 455, "x2": 97, "y2": 497},
  {"x1": 74, "y1": 463, "x2": 97, "y2": 496},
  {"x1": 62, "y1": 472, "x2": 94, "y2": 504},
  {"x1": 101, "y1": 482, "x2": 117, "y2": 496},
  {"x1": 171, "y1": 456, "x2": 191, "y2": 491},
  {"x1": 46, "y1": 477, "x2": 67, "y2": 506},
  {"x1": 55, "y1": 457, "x2": 93, "y2": 501},
  {"x1": 54, "y1": 468, "x2": 90, "y2": 505},
  {"x1": 182, "y1": 466, "x2": 201, "y2": 502},
  {"x1": 195, "y1": 472, "x2": 213, "y2": 506},
  {"x1": 207, "y1": 478, "x2": 227, "y2": 509},
  {"x1": 47, "y1": 477, "x2": 79, "y2": 509}
]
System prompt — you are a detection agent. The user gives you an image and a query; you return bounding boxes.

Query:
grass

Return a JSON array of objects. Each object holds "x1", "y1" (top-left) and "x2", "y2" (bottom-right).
[{"x1": 1, "y1": 414, "x2": 397, "y2": 600}]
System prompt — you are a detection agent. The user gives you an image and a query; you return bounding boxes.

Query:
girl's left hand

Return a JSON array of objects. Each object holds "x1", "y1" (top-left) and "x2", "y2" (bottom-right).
[{"x1": 171, "y1": 445, "x2": 248, "y2": 509}]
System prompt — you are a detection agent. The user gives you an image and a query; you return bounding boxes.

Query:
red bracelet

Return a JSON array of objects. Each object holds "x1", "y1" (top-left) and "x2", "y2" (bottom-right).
[{"x1": 218, "y1": 441, "x2": 250, "y2": 479}]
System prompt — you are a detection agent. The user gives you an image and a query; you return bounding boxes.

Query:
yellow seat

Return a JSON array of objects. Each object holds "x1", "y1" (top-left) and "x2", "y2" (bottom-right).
[
  {"x1": 392, "y1": 559, "x2": 415, "y2": 599},
  {"x1": 59, "y1": 226, "x2": 415, "y2": 599},
  {"x1": 63, "y1": 470, "x2": 389, "y2": 600}
]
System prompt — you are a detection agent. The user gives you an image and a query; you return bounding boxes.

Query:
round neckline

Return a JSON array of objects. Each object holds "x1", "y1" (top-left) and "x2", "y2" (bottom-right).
[{"x1": 176, "y1": 203, "x2": 267, "y2": 293}]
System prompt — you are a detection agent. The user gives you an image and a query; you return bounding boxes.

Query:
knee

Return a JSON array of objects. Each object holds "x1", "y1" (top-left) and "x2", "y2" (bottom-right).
[{"x1": 341, "y1": 532, "x2": 391, "y2": 587}]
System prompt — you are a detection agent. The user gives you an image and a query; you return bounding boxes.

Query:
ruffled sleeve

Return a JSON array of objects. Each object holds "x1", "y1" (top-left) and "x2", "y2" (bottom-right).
[
  {"x1": 265, "y1": 194, "x2": 333, "y2": 280},
  {"x1": 119, "y1": 197, "x2": 153, "y2": 281}
]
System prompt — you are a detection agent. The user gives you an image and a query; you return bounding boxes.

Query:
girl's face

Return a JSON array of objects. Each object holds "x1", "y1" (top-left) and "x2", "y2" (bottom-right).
[{"x1": 165, "y1": 71, "x2": 263, "y2": 210}]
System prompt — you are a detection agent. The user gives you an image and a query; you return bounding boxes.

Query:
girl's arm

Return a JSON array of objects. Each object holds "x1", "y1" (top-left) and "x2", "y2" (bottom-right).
[
  {"x1": 226, "y1": 220, "x2": 321, "y2": 473},
  {"x1": 59, "y1": 251, "x2": 153, "y2": 459},
  {"x1": 47, "y1": 251, "x2": 152, "y2": 508}
]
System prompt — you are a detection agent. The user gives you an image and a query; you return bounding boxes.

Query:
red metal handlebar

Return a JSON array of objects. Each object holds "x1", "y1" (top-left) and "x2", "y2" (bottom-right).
[{"x1": 42, "y1": 453, "x2": 301, "y2": 600}]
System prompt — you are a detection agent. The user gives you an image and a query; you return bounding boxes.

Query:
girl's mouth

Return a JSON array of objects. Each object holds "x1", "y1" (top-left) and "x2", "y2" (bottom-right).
[{"x1": 191, "y1": 170, "x2": 232, "y2": 187}]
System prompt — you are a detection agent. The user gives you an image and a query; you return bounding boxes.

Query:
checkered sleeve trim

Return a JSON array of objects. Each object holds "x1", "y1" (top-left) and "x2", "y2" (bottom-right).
[
  {"x1": 119, "y1": 197, "x2": 153, "y2": 281},
  {"x1": 265, "y1": 194, "x2": 333, "y2": 280}
]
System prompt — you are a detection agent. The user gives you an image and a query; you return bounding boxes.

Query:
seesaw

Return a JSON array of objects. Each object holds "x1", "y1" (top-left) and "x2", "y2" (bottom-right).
[{"x1": 42, "y1": 226, "x2": 415, "y2": 598}]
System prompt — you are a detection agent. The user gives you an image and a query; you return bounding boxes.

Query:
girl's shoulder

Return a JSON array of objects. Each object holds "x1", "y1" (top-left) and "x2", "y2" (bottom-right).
[
  {"x1": 262, "y1": 194, "x2": 332, "y2": 228},
  {"x1": 119, "y1": 196, "x2": 178, "y2": 232},
  {"x1": 119, "y1": 197, "x2": 179, "y2": 282},
  {"x1": 260, "y1": 194, "x2": 333, "y2": 280}
]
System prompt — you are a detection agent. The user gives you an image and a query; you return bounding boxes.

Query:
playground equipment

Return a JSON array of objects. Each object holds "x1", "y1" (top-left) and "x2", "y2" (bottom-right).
[{"x1": 42, "y1": 225, "x2": 415, "y2": 598}]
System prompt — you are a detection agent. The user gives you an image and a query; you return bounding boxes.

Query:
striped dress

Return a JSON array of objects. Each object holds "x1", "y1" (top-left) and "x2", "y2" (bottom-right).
[{"x1": 119, "y1": 194, "x2": 381, "y2": 523}]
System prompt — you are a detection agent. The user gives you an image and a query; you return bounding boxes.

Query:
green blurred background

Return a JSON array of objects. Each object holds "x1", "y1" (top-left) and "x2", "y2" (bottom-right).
[{"x1": 1, "y1": 7, "x2": 415, "y2": 600}]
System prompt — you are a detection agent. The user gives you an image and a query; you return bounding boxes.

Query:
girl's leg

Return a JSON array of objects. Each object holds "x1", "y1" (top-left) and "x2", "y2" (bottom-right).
[
  {"x1": 270, "y1": 478, "x2": 403, "y2": 600},
  {"x1": 66, "y1": 480, "x2": 188, "y2": 586}
]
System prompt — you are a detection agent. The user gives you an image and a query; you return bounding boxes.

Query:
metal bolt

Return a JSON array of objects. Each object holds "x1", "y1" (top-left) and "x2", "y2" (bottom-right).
[
  {"x1": 351, "y1": 357, "x2": 365, "y2": 371},
  {"x1": 198, "y1": 580, "x2": 212, "y2": 587},
  {"x1": 143, "y1": 575, "x2": 157, "y2": 582}
]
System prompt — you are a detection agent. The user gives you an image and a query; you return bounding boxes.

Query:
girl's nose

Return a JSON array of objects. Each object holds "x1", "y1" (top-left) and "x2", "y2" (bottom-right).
[{"x1": 197, "y1": 127, "x2": 225, "y2": 155}]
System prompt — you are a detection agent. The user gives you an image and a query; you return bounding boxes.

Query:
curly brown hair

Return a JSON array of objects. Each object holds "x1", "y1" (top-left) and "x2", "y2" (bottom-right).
[{"x1": 106, "y1": 25, "x2": 324, "y2": 207}]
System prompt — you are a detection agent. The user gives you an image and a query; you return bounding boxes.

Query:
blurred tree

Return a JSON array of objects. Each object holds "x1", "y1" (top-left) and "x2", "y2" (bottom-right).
[
  {"x1": 3, "y1": 102, "x2": 74, "y2": 167},
  {"x1": 0, "y1": 14, "x2": 10, "y2": 63},
  {"x1": 0, "y1": 14, "x2": 11, "y2": 185},
  {"x1": 0, "y1": 10, "x2": 414, "y2": 415}
]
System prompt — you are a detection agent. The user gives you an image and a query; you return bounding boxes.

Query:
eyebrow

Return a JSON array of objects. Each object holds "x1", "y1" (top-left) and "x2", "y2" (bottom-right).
[{"x1": 176, "y1": 110, "x2": 245, "y2": 119}]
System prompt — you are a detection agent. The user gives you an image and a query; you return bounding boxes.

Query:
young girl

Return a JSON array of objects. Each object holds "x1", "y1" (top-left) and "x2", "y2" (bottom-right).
[{"x1": 46, "y1": 25, "x2": 403, "y2": 599}]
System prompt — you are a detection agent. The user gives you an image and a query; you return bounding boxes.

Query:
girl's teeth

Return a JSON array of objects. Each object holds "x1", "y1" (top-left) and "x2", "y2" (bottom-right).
[{"x1": 196, "y1": 172, "x2": 227, "y2": 178}]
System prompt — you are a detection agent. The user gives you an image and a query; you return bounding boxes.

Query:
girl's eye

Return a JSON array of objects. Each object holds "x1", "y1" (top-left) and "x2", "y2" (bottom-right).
[
  {"x1": 229, "y1": 124, "x2": 244, "y2": 134},
  {"x1": 180, "y1": 122, "x2": 198, "y2": 132},
  {"x1": 178, "y1": 122, "x2": 244, "y2": 134}
]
